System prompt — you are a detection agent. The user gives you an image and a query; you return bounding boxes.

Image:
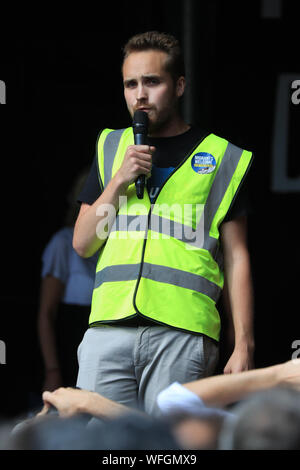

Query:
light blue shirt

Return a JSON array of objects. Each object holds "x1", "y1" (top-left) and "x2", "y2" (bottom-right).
[{"x1": 41, "y1": 227, "x2": 98, "y2": 306}]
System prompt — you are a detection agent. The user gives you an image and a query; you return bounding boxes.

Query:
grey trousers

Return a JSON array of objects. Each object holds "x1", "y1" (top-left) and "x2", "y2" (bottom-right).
[{"x1": 76, "y1": 325, "x2": 219, "y2": 417}]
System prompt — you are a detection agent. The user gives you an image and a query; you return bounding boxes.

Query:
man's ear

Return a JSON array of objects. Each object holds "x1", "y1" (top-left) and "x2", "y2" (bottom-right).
[{"x1": 176, "y1": 76, "x2": 186, "y2": 97}]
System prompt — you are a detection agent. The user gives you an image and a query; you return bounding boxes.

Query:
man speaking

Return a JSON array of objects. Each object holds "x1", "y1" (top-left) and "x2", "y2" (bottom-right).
[{"x1": 72, "y1": 31, "x2": 254, "y2": 416}]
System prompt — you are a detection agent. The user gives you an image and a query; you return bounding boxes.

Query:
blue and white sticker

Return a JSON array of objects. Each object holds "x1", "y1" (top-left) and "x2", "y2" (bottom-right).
[{"x1": 191, "y1": 152, "x2": 216, "y2": 175}]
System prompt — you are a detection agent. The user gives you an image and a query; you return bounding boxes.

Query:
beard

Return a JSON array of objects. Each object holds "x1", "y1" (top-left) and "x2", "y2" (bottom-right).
[
  {"x1": 129, "y1": 86, "x2": 179, "y2": 136},
  {"x1": 147, "y1": 101, "x2": 179, "y2": 136}
]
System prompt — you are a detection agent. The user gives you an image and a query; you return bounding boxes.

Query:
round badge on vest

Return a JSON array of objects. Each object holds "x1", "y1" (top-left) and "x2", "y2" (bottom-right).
[{"x1": 191, "y1": 152, "x2": 216, "y2": 175}]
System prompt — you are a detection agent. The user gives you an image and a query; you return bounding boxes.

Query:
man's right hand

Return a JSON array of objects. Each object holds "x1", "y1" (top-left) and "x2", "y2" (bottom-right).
[
  {"x1": 73, "y1": 144, "x2": 155, "y2": 258},
  {"x1": 116, "y1": 145, "x2": 155, "y2": 187}
]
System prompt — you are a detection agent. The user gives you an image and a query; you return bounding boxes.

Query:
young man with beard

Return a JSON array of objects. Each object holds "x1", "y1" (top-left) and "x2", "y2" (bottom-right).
[{"x1": 72, "y1": 31, "x2": 254, "y2": 417}]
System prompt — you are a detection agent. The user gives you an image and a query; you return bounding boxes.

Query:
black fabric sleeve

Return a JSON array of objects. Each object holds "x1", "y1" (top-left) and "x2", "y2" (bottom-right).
[{"x1": 77, "y1": 154, "x2": 102, "y2": 205}]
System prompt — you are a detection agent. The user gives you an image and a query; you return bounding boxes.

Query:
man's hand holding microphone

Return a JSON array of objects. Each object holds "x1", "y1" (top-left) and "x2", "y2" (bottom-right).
[{"x1": 116, "y1": 110, "x2": 155, "y2": 197}]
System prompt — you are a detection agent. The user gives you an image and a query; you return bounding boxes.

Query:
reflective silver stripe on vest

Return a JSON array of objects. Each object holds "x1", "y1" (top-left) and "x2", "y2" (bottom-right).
[
  {"x1": 110, "y1": 213, "x2": 202, "y2": 245},
  {"x1": 94, "y1": 263, "x2": 221, "y2": 302},
  {"x1": 111, "y1": 214, "x2": 148, "y2": 233},
  {"x1": 103, "y1": 129, "x2": 127, "y2": 188},
  {"x1": 202, "y1": 142, "x2": 244, "y2": 254},
  {"x1": 94, "y1": 264, "x2": 140, "y2": 288},
  {"x1": 142, "y1": 263, "x2": 221, "y2": 301}
]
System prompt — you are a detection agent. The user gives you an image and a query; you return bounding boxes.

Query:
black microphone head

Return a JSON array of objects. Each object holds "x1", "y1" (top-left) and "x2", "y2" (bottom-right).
[{"x1": 133, "y1": 110, "x2": 149, "y2": 135}]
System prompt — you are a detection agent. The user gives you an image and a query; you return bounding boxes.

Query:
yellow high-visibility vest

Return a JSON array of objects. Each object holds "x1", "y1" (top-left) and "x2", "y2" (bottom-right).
[{"x1": 89, "y1": 128, "x2": 253, "y2": 341}]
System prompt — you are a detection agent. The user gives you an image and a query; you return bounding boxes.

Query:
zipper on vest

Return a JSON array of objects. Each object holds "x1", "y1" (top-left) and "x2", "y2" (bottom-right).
[{"x1": 132, "y1": 131, "x2": 210, "y2": 320}]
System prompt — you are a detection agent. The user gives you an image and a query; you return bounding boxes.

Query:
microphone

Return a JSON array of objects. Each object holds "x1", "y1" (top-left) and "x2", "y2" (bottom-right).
[{"x1": 133, "y1": 110, "x2": 149, "y2": 199}]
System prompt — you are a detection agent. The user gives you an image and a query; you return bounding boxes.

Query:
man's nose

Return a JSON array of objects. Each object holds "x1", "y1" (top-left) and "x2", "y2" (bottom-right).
[{"x1": 136, "y1": 83, "x2": 147, "y2": 101}]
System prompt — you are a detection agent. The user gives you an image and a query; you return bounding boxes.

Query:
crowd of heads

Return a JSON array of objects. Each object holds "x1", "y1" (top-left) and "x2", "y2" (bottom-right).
[{"x1": 1, "y1": 386, "x2": 300, "y2": 450}]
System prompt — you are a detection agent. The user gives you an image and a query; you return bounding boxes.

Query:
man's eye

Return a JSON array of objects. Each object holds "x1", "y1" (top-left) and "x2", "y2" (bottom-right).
[
  {"x1": 147, "y1": 78, "x2": 160, "y2": 85},
  {"x1": 125, "y1": 81, "x2": 136, "y2": 88}
]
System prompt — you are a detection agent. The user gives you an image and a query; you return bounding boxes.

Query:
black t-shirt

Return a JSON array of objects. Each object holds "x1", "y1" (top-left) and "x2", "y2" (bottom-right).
[
  {"x1": 78, "y1": 126, "x2": 253, "y2": 328},
  {"x1": 78, "y1": 126, "x2": 252, "y2": 222}
]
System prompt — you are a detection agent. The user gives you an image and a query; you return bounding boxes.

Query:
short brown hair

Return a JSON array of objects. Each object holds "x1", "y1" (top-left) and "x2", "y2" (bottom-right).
[{"x1": 122, "y1": 31, "x2": 185, "y2": 82}]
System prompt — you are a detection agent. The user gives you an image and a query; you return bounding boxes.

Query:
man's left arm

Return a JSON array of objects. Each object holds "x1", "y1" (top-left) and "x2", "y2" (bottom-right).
[{"x1": 220, "y1": 215, "x2": 255, "y2": 373}]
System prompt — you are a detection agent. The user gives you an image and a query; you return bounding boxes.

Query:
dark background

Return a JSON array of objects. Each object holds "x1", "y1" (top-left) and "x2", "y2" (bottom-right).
[{"x1": 0, "y1": 0, "x2": 299, "y2": 418}]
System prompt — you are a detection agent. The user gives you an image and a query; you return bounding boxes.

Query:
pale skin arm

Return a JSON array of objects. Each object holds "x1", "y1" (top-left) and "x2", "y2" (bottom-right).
[
  {"x1": 220, "y1": 278, "x2": 235, "y2": 351},
  {"x1": 37, "y1": 275, "x2": 65, "y2": 391},
  {"x1": 38, "y1": 388, "x2": 139, "y2": 419},
  {"x1": 37, "y1": 360, "x2": 300, "y2": 419},
  {"x1": 73, "y1": 145, "x2": 155, "y2": 258},
  {"x1": 220, "y1": 215, "x2": 255, "y2": 373},
  {"x1": 183, "y1": 359, "x2": 300, "y2": 408}
]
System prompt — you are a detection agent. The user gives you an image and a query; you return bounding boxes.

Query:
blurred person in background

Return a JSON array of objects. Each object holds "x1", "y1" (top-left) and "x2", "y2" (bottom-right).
[
  {"x1": 37, "y1": 359, "x2": 300, "y2": 449},
  {"x1": 2, "y1": 413, "x2": 180, "y2": 450},
  {"x1": 37, "y1": 169, "x2": 98, "y2": 392},
  {"x1": 218, "y1": 387, "x2": 300, "y2": 450}
]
